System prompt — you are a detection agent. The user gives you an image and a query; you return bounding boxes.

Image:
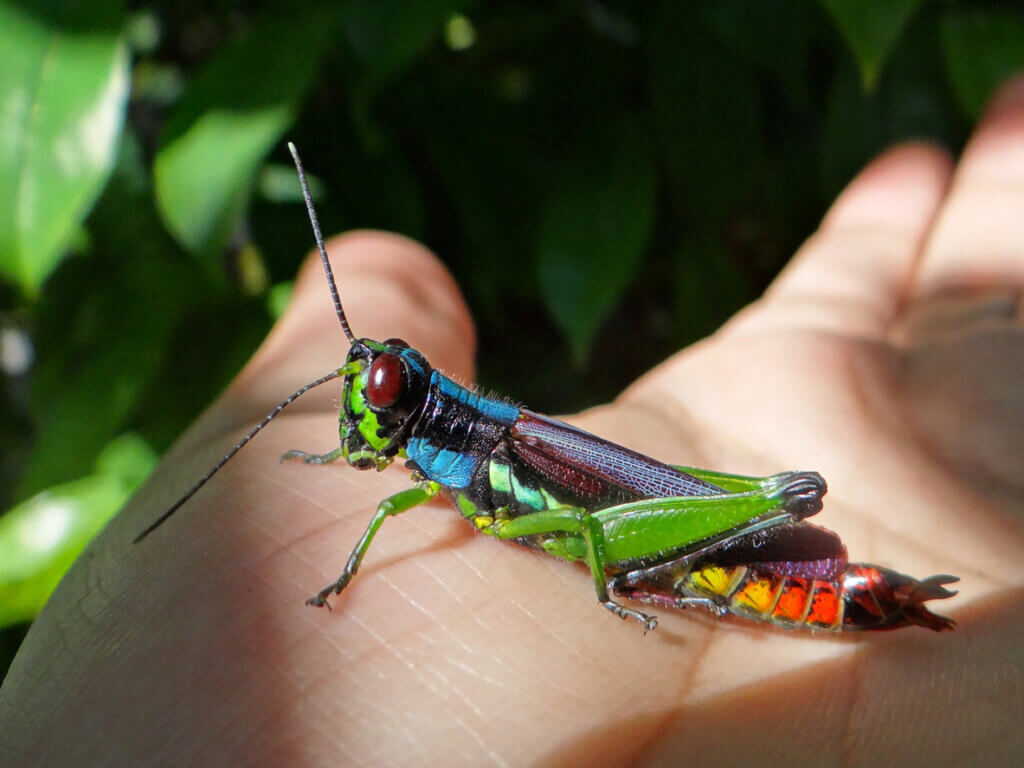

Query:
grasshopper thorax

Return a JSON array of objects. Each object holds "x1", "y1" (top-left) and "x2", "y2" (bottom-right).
[{"x1": 340, "y1": 338, "x2": 433, "y2": 470}]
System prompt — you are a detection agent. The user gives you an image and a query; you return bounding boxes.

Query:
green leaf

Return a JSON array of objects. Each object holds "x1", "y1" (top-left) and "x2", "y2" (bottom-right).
[
  {"x1": 0, "y1": 433, "x2": 157, "y2": 627},
  {"x1": 821, "y1": 29, "x2": 956, "y2": 199},
  {"x1": 673, "y1": 231, "x2": 750, "y2": 344},
  {"x1": 820, "y1": 0, "x2": 923, "y2": 91},
  {"x1": 154, "y1": 8, "x2": 334, "y2": 258},
  {"x1": 700, "y1": 0, "x2": 818, "y2": 110},
  {"x1": 401, "y1": 66, "x2": 542, "y2": 317},
  {"x1": 94, "y1": 431, "x2": 160, "y2": 489},
  {"x1": 537, "y1": 121, "x2": 654, "y2": 364},
  {"x1": 266, "y1": 281, "x2": 294, "y2": 320},
  {"x1": 341, "y1": 0, "x2": 476, "y2": 90},
  {"x1": 17, "y1": 133, "x2": 208, "y2": 499},
  {"x1": 646, "y1": 3, "x2": 761, "y2": 220},
  {"x1": 0, "y1": 0, "x2": 129, "y2": 295},
  {"x1": 941, "y1": 9, "x2": 1024, "y2": 120}
]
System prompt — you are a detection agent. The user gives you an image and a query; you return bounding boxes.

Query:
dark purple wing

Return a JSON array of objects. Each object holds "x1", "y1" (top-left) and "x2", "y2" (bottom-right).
[
  {"x1": 508, "y1": 410, "x2": 722, "y2": 502},
  {"x1": 704, "y1": 522, "x2": 849, "y2": 580}
]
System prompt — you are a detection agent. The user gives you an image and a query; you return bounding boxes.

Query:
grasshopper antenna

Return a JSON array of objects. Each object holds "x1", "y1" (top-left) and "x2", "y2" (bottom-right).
[
  {"x1": 133, "y1": 369, "x2": 344, "y2": 543},
  {"x1": 287, "y1": 141, "x2": 356, "y2": 343},
  {"x1": 134, "y1": 143, "x2": 358, "y2": 543}
]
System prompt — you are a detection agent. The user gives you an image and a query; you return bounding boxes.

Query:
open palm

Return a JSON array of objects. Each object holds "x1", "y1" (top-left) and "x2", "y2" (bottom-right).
[{"x1": 3, "y1": 80, "x2": 1024, "y2": 768}]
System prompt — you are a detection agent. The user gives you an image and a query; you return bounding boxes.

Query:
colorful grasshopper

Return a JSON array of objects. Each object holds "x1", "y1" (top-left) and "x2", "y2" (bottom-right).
[{"x1": 136, "y1": 144, "x2": 957, "y2": 633}]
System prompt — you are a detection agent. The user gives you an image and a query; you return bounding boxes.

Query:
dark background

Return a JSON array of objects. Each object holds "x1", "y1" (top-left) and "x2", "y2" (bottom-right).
[{"x1": 2, "y1": 0, "x2": 1022, "y2": 680}]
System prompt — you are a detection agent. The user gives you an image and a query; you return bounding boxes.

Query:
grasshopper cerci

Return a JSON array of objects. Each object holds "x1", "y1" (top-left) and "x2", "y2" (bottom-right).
[{"x1": 135, "y1": 143, "x2": 958, "y2": 634}]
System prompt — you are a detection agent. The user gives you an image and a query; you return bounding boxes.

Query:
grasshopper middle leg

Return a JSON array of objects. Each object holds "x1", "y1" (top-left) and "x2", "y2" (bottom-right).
[{"x1": 479, "y1": 506, "x2": 658, "y2": 631}]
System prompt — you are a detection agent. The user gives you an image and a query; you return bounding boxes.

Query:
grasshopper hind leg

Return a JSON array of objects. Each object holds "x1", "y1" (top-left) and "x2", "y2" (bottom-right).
[
  {"x1": 281, "y1": 447, "x2": 344, "y2": 465},
  {"x1": 612, "y1": 583, "x2": 727, "y2": 619}
]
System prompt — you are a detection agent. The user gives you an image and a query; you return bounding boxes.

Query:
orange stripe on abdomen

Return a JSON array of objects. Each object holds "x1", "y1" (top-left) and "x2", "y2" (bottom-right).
[
  {"x1": 805, "y1": 580, "x2": 842, "y2": 630},
  {"x1": 772, "y1": 578, "x2": 812, "y2": 624}
]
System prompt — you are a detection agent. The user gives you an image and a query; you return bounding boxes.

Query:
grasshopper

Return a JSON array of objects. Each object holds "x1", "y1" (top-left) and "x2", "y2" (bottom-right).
[{"x1": 136, "y1": 144, "x2": 957, "y2": 633}]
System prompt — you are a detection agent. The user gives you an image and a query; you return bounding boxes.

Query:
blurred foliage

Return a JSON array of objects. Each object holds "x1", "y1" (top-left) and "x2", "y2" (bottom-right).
[
  {"x1": 0, "y1": 433, "x2": 157, "y2": 627},
  {"x1": 1, "y1": 0, "x2": 1022, "y2": 678}
]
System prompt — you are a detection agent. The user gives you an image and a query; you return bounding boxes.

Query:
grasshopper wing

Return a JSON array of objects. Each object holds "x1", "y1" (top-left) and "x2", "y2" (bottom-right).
[{"x1": 507, "y1": 410, "x2": 722, "y2": 503}]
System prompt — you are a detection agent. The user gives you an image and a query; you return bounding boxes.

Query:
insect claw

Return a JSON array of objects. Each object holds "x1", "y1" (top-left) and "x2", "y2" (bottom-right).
[
  {"x1": 604, "y1": 600, "x2": 658, "y2": 632},
  {"x1": 306, "y1": 594, "x2": 332, "y2": 611}
]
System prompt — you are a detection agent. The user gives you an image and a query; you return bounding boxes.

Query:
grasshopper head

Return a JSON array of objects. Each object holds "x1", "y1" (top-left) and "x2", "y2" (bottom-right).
[
  {"x1": 132, "y1": 145, "x2": 439, "y2": 543},
  {"x1": 339, "y1": 338, "x2": 432, "y2": 470}
]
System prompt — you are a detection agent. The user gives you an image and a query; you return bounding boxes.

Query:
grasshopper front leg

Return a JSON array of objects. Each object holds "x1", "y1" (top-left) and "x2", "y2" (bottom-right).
[
  {"x1": 308, "y1": 481, "x2": 441, "y2": 608},
  {"x1": 281, "y1": 447, "x2": 345, "y2": 465}
]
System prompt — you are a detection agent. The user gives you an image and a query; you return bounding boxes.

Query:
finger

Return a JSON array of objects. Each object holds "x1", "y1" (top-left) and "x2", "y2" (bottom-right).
[
  {"x1": 235, "y1": 230, "x2": 477, "y2": 416},
  {"x1": 731, "y1": 143, "x2": 953, "y2": 339},
  {"x1": 913, "y1": 73, "x2": 1024, "y2": 299}
]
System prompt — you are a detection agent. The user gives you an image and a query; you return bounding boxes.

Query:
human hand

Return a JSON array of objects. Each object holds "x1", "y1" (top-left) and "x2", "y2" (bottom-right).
[{"x1": 3, "y1": 78, "x2": 1024, "y2": 767}]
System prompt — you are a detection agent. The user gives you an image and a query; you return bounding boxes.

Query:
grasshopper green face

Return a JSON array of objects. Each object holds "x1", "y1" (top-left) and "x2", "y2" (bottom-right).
[{"x1": 338, "y1": 338, "x2": 433, "y2": 470}]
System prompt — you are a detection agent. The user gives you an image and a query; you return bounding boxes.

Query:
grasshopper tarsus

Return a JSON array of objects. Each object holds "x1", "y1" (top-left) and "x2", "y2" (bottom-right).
[
  {"x1": 604, "y1": 601, "x2": 658, "y2": 631},
  {"x1": 281, "y1": 448, "x2": 345, "y2": 465},
  {"x1": 308, "y1": 572, "x2": 354, "y2": 611},
  {"x1": 306, "y1": 595, "x2": 332, "y2": 611}
]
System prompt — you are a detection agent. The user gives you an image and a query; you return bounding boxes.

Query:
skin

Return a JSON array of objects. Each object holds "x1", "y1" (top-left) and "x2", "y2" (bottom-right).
[{"x1": 3, "y1": 79, "x2": 1024, "y2": 768}]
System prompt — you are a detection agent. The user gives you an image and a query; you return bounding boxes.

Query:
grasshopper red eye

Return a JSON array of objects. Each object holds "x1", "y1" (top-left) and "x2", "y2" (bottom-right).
[{"x1": 367, "y1": 353, "x2": 406, "y2": 409}]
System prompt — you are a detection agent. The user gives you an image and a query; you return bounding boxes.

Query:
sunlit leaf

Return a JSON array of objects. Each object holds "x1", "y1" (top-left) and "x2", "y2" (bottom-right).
[
  {"x1": 0, "y1": 0, "x2": 129, "y2": 295},
  {"x1": 941, "y1": 9, "x2": 1024, "y2": 120},
  {"x1": 820, "y1": 0, "x2": 923, "y2": 91},
  {"x1": 0, "y1": 433, "x2": 157, "y2": 627},
  {"x1": 266, "y1": 281, "x2": 294, "y2": 320},
  {"x1": 537, "y1": 121, "x2": 654, "y2": 364},
  {"x1": 155, "y1": 8, "x2": 334, "y2": 259},
  {"x1": 18, "y1": 135, "x2": 206, "y2": 499}
]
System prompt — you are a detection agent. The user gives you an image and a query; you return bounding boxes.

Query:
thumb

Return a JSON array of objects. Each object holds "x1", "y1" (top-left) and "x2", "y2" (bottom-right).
[{"x1": 233, "y1": 230, "x2": 477, "y2": 419}]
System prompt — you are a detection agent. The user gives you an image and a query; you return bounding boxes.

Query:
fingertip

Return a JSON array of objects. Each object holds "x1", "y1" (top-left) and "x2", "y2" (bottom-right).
[
  {"x1": 751, "y1": 142, "x2": 953, "y2": 338},
  {"x1": 822, "y1": 142, "x2": 953, "y2": 233},
  {"x1": 979, "y1": 70, "x2": 1024, "y2": 123},
  {"x1": 945, "y1": 71, "x2": 1024, "y2": 186},
  {"x1": 909, "y1": 71, "x2": 1024, "y2": 300}
]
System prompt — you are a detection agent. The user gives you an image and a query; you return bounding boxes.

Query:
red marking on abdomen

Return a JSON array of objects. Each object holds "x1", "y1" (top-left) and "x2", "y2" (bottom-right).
[
  {"x1": 807, "y1": 581, "x2": 841, "y2": 628},
  {"x1": 772, "y1": 578, "x2": 811, "y2": 622}
]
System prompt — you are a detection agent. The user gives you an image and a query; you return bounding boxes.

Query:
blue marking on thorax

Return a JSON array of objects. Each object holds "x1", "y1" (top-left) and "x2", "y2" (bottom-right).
[
  {"x1": 406, "y1": 436, "x2": 477, "y2": 488},
  {"x1": 433, "y1": 373, "x2": 519, "y2": 424},
  {"x1": 405, "y1": 372, "x2": 519, "y2": 488},
  {"x1": 399, "y1": 347, "x2": 428, "y2": 379}
]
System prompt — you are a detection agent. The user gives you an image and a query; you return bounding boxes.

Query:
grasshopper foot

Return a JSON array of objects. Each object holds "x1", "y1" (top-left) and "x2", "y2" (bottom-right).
[
  {"x1": 604, "y1": 600, "x2": 658, "y2": 633},
  {"x1": 305, "y1": 595, "x2": 332, "y2": 610},
  {"x1": 779, "y1": 471, "x2": 827, "y2": 519},
  {"x1": 306, "y1": 574, "x2": 353, "y2": 610},
  {"x1": 281, "y1": 448, "x2": 343, "y2": 465}
]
